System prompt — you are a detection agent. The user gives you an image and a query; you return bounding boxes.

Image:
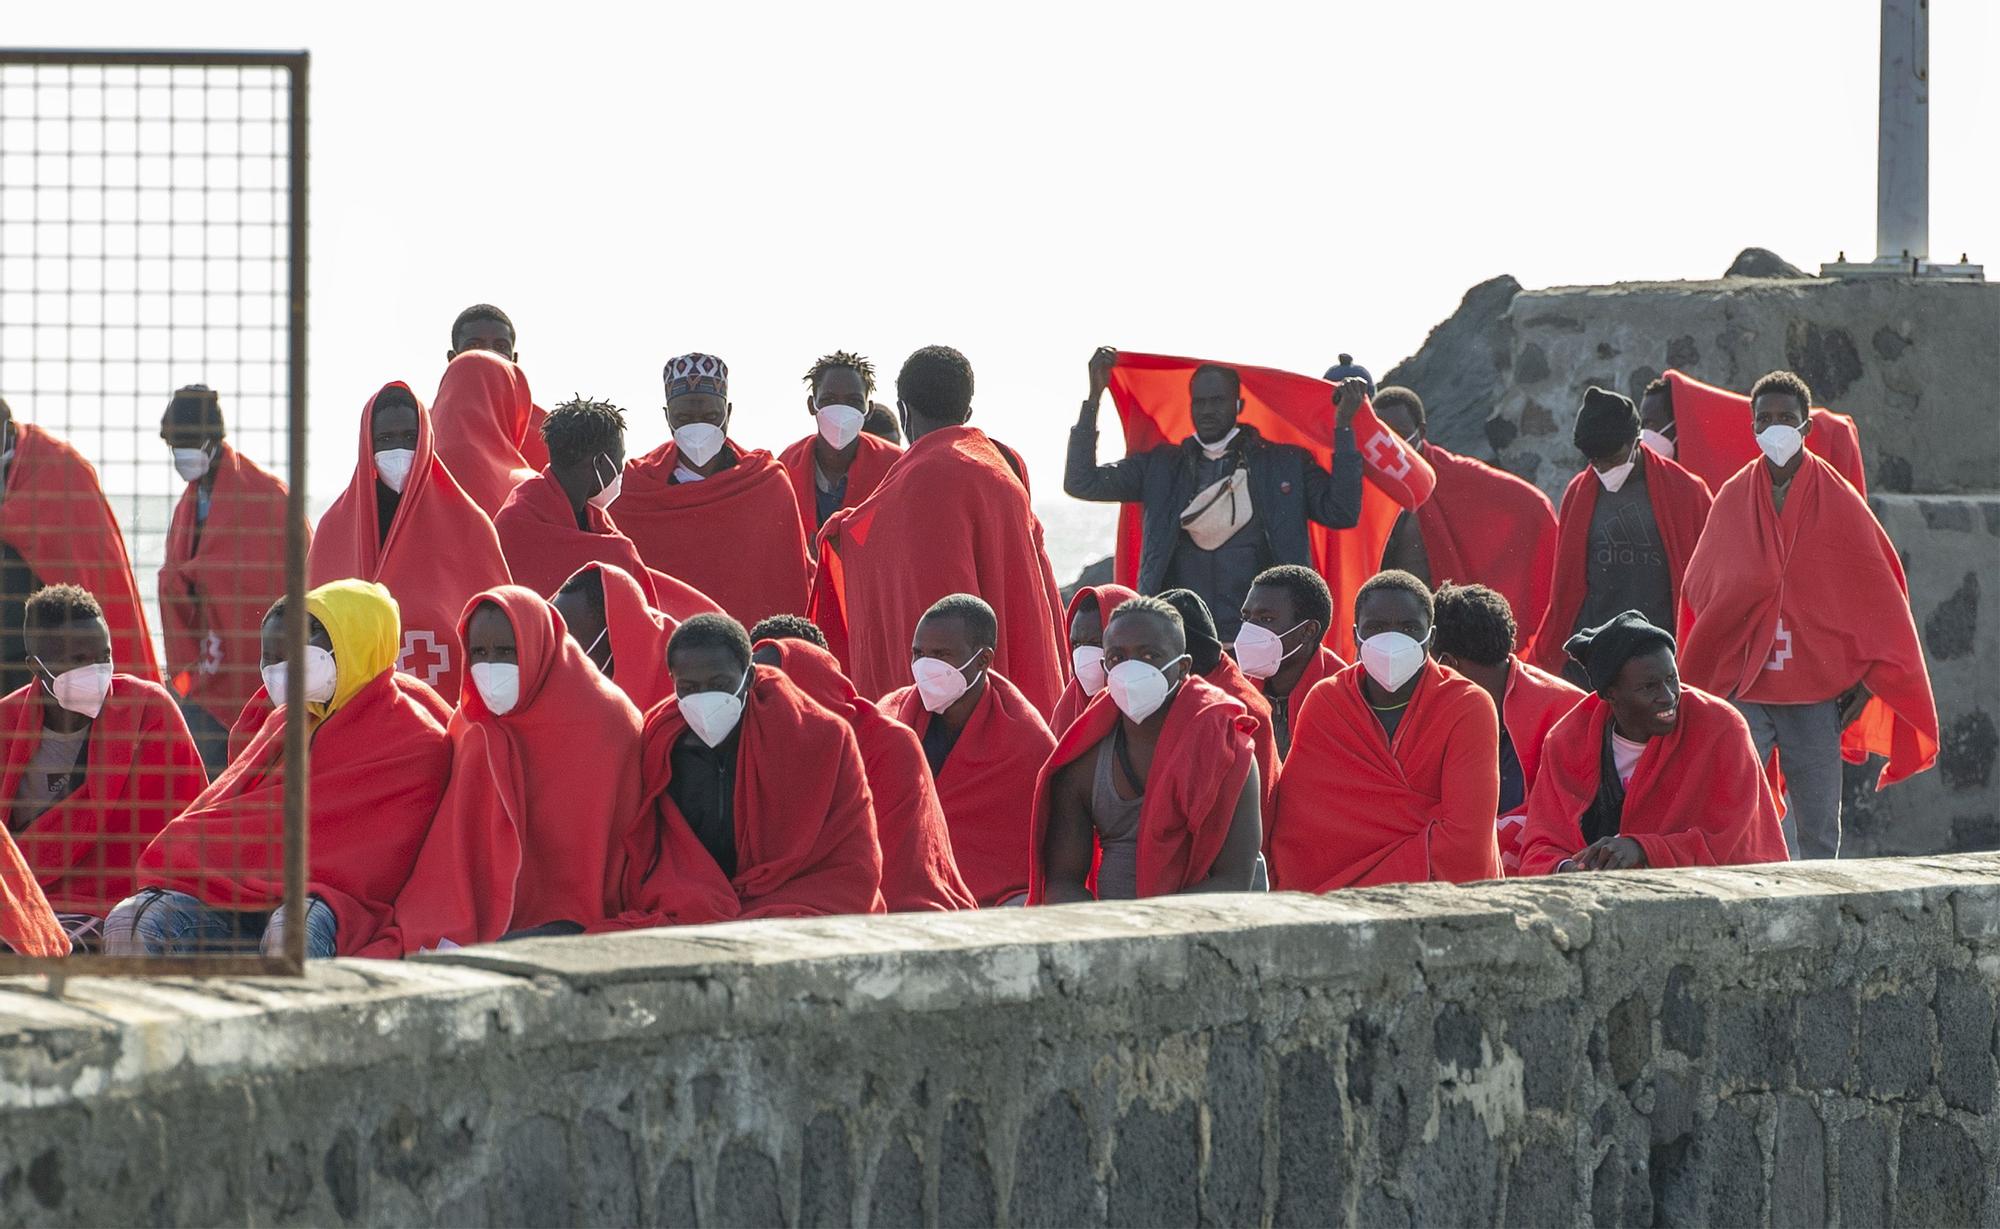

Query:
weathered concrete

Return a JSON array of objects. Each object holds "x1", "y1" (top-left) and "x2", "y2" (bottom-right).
[{"x1": 5, "y1": 856, "x2": 2000, "y2": 1226}]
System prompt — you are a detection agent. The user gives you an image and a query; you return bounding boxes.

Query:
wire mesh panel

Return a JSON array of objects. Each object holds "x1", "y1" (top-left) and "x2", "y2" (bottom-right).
[{"x1": 0, "y1": 49, "x2": 307, "y2": 975}]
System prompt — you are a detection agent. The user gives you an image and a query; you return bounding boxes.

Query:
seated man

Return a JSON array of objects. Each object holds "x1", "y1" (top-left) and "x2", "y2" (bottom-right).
[
  {"x1": 2, "y1": 585, "x2": 207, "y2": 945},
  {"x1": 880, "y1": 594, "x2": 1055, "y2": 906},
  {"x1": 1430, "y1": 582, "x2": 1586, "y2": 872},
  {"x1": 1032, "y1": 597, "x2": 1261, "y2": 902},
  {"x1": 778, "y1": 351, "x2": 903, "y2": 531},
  {"x1": 1680, "y1": 370, "x2": 1936, "y2": 859},
  {"x1": 1517, "y1": 611, "x2": 1788, "y2": 873},
  {"x1": 377, "y1": 586, "x2": 646, "y2": 952},
  {"x1": 603, "y1": 614, "x2": 883, "y2": 926},
  {"x1": 1047, "y1": 583, "x2": 1140, "y2": 735},
  {"x1": 428, "y1": 346, "x2": 537, "y2": 518},
  {"x1": 753, "y1": 630, "x2": 976, "y2": 912},
  {"x1": 109, "y1": 580, "x2": 453, "y2": 958},
  {"x1": 553, "y1": 563, "x2": 682, "y2": 713},
  {"x1": 1269, "y1": 570, "x2": 1502, "y2": 890},
  {"x1": 1158, "y1": 588, "x2": 1279, "y2": 818},
  {"x1": 494, "y1": 397, "x2": 661, "y2": 600},
  {"x1": 1234, "y1": 564, "x2": 1346, "y2": 759}
]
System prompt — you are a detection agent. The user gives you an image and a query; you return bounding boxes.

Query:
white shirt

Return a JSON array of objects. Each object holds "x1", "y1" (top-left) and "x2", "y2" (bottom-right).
[{"x1": 1611, "y1": 731, "x2": 1648, "y2": 787}]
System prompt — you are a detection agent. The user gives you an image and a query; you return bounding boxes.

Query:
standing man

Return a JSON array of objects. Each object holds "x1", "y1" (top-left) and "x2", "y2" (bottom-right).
[
  {"x1": 778, "y1": 352, "x2": 903, "y2": 532},
  {"x1": 1065, "y1": 348, "x2": 1366, "y2": 642},
  {"x1": 446, "y1": 304, "x2": 548, "y2": 470},
  {"x1": 429, "y1": 348, "x2": 538, "y2": 519}
]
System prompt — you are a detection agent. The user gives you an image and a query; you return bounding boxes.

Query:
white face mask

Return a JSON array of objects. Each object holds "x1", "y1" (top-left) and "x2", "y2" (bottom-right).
[
  {"x1": 816, "y1": 403, "x2": 866, "y2": 451},
  {"x1": 674, "y1": 422, "x2": 727, "y2": 468},
  {"x1": 1638, "y1": 428, "x2": 1675, "y2": 460},
  {"x1": 470, "y1": 662, "x2": 521, "y2": 715},
  {"x1": 1757, "y1": 423, "x2": 1804, "y2": 467},
  {"x1": 1232, "y1": 620, "x2": 1308, "y2": 680},
  {"x1": 1071, "y1": 645, "x2": 1107, "y2": 696},
  {"x1": 172, "y1": 446, "x2": 212, "y2": 483},
  {"x1": 1107, "y1": 655, "x2": 1187, "y2": 723},
  {"x1": 912, "y1": 654, "x2": 985, "y2": 714},
  {"x1": 587, "y1": 455, "x2": 623, "y2": 510},
  {"x1": 1593, "y1": 450, "x2": 1636, "y2": 493},
  {"x1": 1357, "y1": 629, "x2": 1431, "y2": 693},
  {"x1": 262, "y1": 645, "x2": 338, "y2": 710},
  {"x1": 43, "y1": 661, "x2": 113, "y2": 719},
  {"x1": 680, "y1": 671, "x2": 748, "y2": 747},
  {"x1": 374, "y1": 448, "x2": 416, "y2": 494}
]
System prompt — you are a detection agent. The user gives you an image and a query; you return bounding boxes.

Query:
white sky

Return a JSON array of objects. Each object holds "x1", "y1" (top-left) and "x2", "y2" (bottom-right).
[{"x1": 5, "y1": 0, "x2": 1996, "y2": 556}]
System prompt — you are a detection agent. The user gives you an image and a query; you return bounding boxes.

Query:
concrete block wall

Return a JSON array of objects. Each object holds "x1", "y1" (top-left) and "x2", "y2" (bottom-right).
[{"x1": 4, "y1": 856, "x2": 2000, "y2": 1227}]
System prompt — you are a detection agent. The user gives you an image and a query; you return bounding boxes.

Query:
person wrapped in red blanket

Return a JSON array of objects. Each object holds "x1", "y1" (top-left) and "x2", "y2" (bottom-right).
[
  {"x1": 1516, "y1": 610, "x2": 1787, "y2": 874},
  {"x1": 779, "y1": 351, "x2": 904, "y2": 532},
  {"x1": 2, "y1": 584, "x2": 207, "y2": 941},
  {"x1": 1158, "y1": 589, "x2": 1280, "y2": 823},
  {"x1": 597, "y1": 614, "x2": 884, "y2": 929},
  {"x1": 111, "y1": 579, "x2": 453, "y2": 958},
  {"x1": 1372, "y1": 387, "x2": 1557, "y2": 654},
  {"x1": 551, "y1": 562, "x2": 715, "y2": 715},
  {"x1": 1679, "y1": 370, "x2": 1936, "y2": 860},
  {"x1": 1647, "y1": 371, "x2": 1866, "y2": 496},
  {"x1": 444, "y1": 303, "x2": 548, "y2": 470},
  {"x1": 429, "y1": 348, "x2": 538, "y2": 519},
  {"x1": 1031, "y1": 597, "x2": 1262, "y2": 903},
  {"x1": 0, "y1": 824, "x2": 66, "y2": 956},
  {"x1": 1269, "y1": 571, "x2": 1502, "y2": 891},
  {"x1": 753, "y1": 624, "x2": 975, "y2": 912},
  {"x1": 1429, "y1": 582, "x2": 1586, "y2": 873},
  {"x1": 1233, "y1": 565, "x2": 1347, "y2": 761},
  {"x1": 880, "y1": 595, "x2": 1056, "y2": 906},
  {"x1": 0, "y1": 399, "x2": 160, "y2": 695},
  {"x1": 1047, "y1": 583, "x2": 1140, "y2": 736},
  {"x1": 371, "y1": 586, "x2": 646, "y2": 954},
  {"x1": 308, "y1": 382, "x2": 513, "y2": 703},
  {"x1": 813, "y1": 346, "x2": 1067, "y2": 714}
]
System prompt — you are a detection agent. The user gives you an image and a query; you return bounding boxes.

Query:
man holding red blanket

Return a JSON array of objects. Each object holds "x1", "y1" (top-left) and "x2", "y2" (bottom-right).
[
  {"x1": 812, "y1": 346, "x2": 1067, "y2": 713},
  {"x1": 1516, "y1": 611, "x2": 1787, "y2": 874},
  {"x1": 494, "y1": 397, "x2": 659, "y2": 601},
  {"x1": 1680, "y1": 370, "x2": 1937, "y2": 860},
  {"x1": 1644, "y1": 371, "x2": 1867, "y2": 496},
  {"x1": 599, "y1": 615, "x2": 884, "y2": 928},
  {"x1": 1530, "y1": 388, "x2": 1712, "y2": 687},
  {"x1": 618, "y1": 354, "x2": 815, "y2": 630},
  {"x1": 779, "y1": 352, "x2": 903, "y2": 532},
  {"x1": 1031, "y1": 598, "x2": 1262, "y2": 903},
  {"x1": 1234, "y1": 565, "x2": 1346, "y2": 759},
  {"x1": 881, "y1": 595, "x2": 1056, "y2": 906},
  {"x1": 1269, "y1": 571, "x2": 1502, "y2": 891}
]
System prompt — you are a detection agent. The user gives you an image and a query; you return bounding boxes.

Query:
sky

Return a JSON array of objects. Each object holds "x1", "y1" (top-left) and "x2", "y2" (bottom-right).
[{"x1": 3, "y1": 0, "x2": 1996, "y2": 578}]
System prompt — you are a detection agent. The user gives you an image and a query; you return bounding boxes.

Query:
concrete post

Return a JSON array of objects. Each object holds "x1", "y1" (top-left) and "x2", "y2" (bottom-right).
[{"x1": 1877, "y1": 0, "x2": 1928, "y2": 262}]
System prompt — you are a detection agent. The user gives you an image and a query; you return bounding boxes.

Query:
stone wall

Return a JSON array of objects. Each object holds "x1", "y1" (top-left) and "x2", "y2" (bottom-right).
[{"x1": 5, "y1": 856, "x2": 2000, "y2": 1227}]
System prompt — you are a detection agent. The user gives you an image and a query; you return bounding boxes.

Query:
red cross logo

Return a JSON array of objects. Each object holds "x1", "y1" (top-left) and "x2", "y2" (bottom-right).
[
  {"x1": 1363, "y1": 431, "x2": 1413, "y2": 481},
  {"x1": 399, "y1": 629, "x2": 450, "y2": 686},
  {"x1": 1763, "y1": 619, "x2": 1794, "y2": 671}
]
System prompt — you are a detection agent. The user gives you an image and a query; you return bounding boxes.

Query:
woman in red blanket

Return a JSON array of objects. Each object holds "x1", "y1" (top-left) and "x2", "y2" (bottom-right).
[
  {"x1": 597, "y1": 615, "x2": 884, "y2": 929},
  {"x1": 1516, "y1": 611, "x2": 1787, "y2": 874},
  {"x1": 428, "y1": 348, "x2": 537, "y2": 518},
  {"x1": 373, "y1": 586, "x2": 645, "y2": 953},
  {"x1": 778, "y1": 351, "x2": 904, "y2": 532},
  {"x1": 308, "y1": 382, "x2": 512, "y2": 702},
  {"x1": 1046, "y1": 583, "x2": 1140, "y2": 736},
  {"x1": 109, "y1": 579, "x2": 452, "y2": 958}
]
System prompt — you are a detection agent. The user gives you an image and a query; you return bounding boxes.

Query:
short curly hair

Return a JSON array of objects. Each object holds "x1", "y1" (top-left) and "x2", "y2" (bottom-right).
[
  {"x1": 749, "y1": 614, "x2": 829, "y2": 650},
  {"x1": 668, "y1": 613, "x2": 752, "y2": 674},
  {"x1": 24, "y1": 583, "x2": 104, "y2": 630},
  {"x1": 897, "y1": 346, "x2": 975, "y2": 425},
  {"x1": 803, "y1": 352, "x2": 876, "y2": 398},
  {"x1": 1373, "y1": 386, "x2": 1425, "y2": 432},
  {"x1": 542, "y1": 396, "x2": 626, "y2": 468},
  {"x1": 1355, "y1": 569, "x2": 1434, "y2": 625},
  {"x1": 1749, "y1": 369, "x2": 1813, "y2": 415},
  {"x1": 1431, "y1": 582, "x2": 1517, "y2": 669}
]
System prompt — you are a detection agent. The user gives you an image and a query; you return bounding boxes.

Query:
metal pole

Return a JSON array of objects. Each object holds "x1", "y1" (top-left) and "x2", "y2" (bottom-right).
[
  {"x1": 282, "y1": 53, "x2": 311, "y2": 973},
  {"x1": 1876, "y1": 0, "x2": 1928, "y2": 262}
]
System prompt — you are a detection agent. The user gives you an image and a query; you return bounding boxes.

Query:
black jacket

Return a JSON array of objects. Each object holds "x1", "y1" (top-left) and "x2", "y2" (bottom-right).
[{"x1": 1064, "y1": 409, "x2": 1364, "y2": 595}]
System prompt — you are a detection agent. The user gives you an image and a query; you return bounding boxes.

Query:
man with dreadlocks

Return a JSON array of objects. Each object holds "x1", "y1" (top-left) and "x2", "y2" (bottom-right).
[{"x1": 779, "y1": 352, "x2": 904, "y2": 531}]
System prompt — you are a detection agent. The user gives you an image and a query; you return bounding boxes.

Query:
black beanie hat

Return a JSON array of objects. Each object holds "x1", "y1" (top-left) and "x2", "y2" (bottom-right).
[
  {"x1": 1572, "y1": 386, "x2": 1639, "y2": 458},
  {"x1": 1323, "y1": 353, "x2": 1375, "y2": 395},
  {"x1": 1156, "y1": 588, "x2": 1222, "y2": 674},
  {"x1": 1564, "y1": 609, "x2": 1675, "y2": 696}
]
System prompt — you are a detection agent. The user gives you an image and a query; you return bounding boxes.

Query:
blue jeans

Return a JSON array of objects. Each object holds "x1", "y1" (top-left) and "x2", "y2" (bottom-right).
[{"x1": 102, "y1": 889, "x2": 338, "y2": 958}]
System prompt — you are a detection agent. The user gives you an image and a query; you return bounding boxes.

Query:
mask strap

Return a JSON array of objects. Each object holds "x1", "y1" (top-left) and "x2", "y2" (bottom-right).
[{"x1": 584, "y1": 625, "x2": 609, "y2": 657}]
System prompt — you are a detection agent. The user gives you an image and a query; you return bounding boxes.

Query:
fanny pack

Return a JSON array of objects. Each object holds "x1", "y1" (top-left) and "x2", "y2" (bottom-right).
[{"x1": 1180, "y1": 466, "x2": 1254, "y2": 550}]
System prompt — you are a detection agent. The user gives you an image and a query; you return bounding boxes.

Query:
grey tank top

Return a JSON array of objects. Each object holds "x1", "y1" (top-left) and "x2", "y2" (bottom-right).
[{"x1": 1091, "y1": 739, "x2": 1144, "y2": 900}]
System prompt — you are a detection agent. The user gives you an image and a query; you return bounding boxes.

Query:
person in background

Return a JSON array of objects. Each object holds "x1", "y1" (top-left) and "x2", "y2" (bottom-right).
[
  {"x1": 429, "y1": 346, "x2": 538, "y2": 519},
  {"x1": 552, "y1": 563, "x2": 691, "y2": 714},
  {"x1": 158, "y1": 384, "x2": 300, "y2": 773},
  {"x1": 1429, "y1": 582, "x2": 1585, "y2": 872},
  {"x1": 444, "y1": 303, "x2": 548, "y2": 470},
  {"x1": 1157, "y1": 588, "x2": 1279, "y2": 820},
  {"x1": 1322, "y1": 353, "x2": 1374, "y2": 391},
  {"x1": 1046, "y1": 583, "x2": 1140, "y2": 735},
  {"x1": 1234, "y1": 565, "x2": 1346, "y2": 759},
  {"x1": 863, "y1": 402, "x2": 902, "y2": 445},
  {"x1": 778, "y1": 352, "x2": 903, "y2": 531},
  {"x1": 494, "y1": 397, "x2": 660, "y2": 601},
  {"x1": 1638, "y1": 377, "x2": 1677, "y2": 459}
]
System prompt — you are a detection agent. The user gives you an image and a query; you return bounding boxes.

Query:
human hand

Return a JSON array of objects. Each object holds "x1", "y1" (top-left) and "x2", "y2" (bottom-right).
[
  {"x1": 1577, "y1": 836, "x2": 1646, "y2": 871},
  {"x1": 1088, "y1": 347, "x2": 1118, "y2": 402},
  {"x1": 1333, "y1": 376, "x2": 1369, "y2": 426}
]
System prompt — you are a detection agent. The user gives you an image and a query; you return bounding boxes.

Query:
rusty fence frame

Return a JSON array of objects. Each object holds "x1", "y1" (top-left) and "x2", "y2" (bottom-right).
[{"x1": 0, "y1": 47, "x2": 309, "y2": 977}]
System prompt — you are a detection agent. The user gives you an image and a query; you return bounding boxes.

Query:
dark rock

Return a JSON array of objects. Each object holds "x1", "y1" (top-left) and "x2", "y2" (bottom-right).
[
  {"x1": 1919, "y1": 500, "x2": 1974, "y2": 531},
  {"x1": 260, "y1": 1141, "x2": 314, "y2": 1221},
  {"x1": 940, "y1": 1102, "x2": 996, "y2": 1228},
  {"x1": 1951, "y1": 813, "x2": 2000, "y2": 851},
  {"x1": 1873, "y1": 325, "x2": 1912, "y2": 360},
  {"x1": 1770, "y1": 1097, "x2": 1826, "y2": 1228},
  {"x1": 1501, "y1": 1134, "x2": 1576, "y2": 1228},
  {"x1": 1011, "y1": 1093, "x2": 1097, "y2": 1228},
  {"x1": 1792, "y1": 987, "x2": 1857, "y2": 1091},
  {"x1": 1277, "y1": 1047, "x2": 1343, "y2": 1227},
  {"x1": 1591, "y1": 1148, "x2": 1623, "y2": 1226},
  {"x1": 499, "y1": 1116, "x2": 572, "y2": 1229},
  {"x1": 1858, "y1": 988, "x2": 1931, "y2": 1099},
  {"x1": 1517, "y1": 398, "x2": 1558, "y2": 438},
  {"x1": 1700, "y1": 1101, "x2": 1764, "y2": 1226},
  {"x1": 801, "y1": 1112, "x2": 854, "y2": 1229},
  {"x1": 1877, "y1": 452, "x2": 1914, "y2": 493},
  {"x1": 1108, "y1": 1103, "x2": 1198, "y2": 1228},
  {"x1": 868, "y1": 1130, "x2": 924, "y2": 1228},
  {"x1": 1203, "y1": 1028, "x2": 1265, "y2": 1225},
  {"x1": 1506, "y1": 1003, "x2": 1576, "y2": 1111},
  {"x1": 1649, "y1": 1069, "x2": 1697, "y2": 1146},
  {"x1": 1380, "y1": 273, "x2": 1522, "y2": 455},
  {"x1": 1413, "y1": 1102, "x2": 1498, "y2": 1227},
  {"x1": 578, "y1": 1113, "x2": 639, "y2": 1228},
  {"x1": 26, "y1": 1151, "x2": 61, "y2": 1211},
  {"x1": 1666, "y1": 334, "x2": 1702, "y2": 371},
  {"x1": 1484, "y1": 412, "x2": 1520, "y2": 453},
  {"x1": 1433, "y1": 1003, "x2": 1485, "y2": 1071},
  {"x1": 1940, "y1": 709, "x2": 1998, "y2": 790},
  {"x1": 1063, "y1": 555, "x2": 1114, "y2": 603},
  {"x1": 1607, "y1": 993, "x2": 1653, "y2": 1087},
  {"x1": 1356, "y1": 1184, "x2": 1413, "y2": 1228},
  {"x1": 324, "y1": 1129, "x2": 361, "y2": 1223},
  {"x1": 1523, "y1": 312, "x2": 1586, "y2": 333},
  {"x1": 1785, "y1": 321, "x2": 1866, "y2": 403},
  {"x1": 1715, "y1": 998, "x2": 1790, "y2": 1087},
  {"x1": 1596, "y1": 341, "x2": 1620, "y2": 359},
  {"x1": 1649, "y1": 1136, "x2": 1698, "y2": 1226},
  {"x1": 1837, "y1": 1116, "x2": 1891, "y2": 1228},
  {"x1": 1924, "y1": 572, "x2": 1980, "y2": 661},
  {"x1": 1894, "y1": 1115, "x2": 1984, "y2": 1226},
  {"x1": 1934, "y1": 969, "x2": 1997, "y2": 1112},
  {"x1": 1627, "y1": 365, "x2": 1662, "y2": 403},
  {"x1": 1660, "y1": 966, "x2": 1706, "y2": 1057},
  {"x1": 654, "y1": 1159, "x2": 698, "y2": 1229},
  {"x1": 1986, "y1": 502, "x2": 2000, "y2": 536},
  {"x1": 1726, "y1": 247, "x2": 1810, "y2": 278},
  {"x1": 1713, "y1": 321, "x2": 1758, "y2": 366},
  {"x1": 1515, "y1": 343, "x2": 1551, "y2": 386}
]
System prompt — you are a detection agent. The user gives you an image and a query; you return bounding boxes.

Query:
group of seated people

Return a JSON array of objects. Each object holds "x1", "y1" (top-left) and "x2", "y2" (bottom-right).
[{"x1": 0, "y1": 306, "x2": 1936, "y2": 959}]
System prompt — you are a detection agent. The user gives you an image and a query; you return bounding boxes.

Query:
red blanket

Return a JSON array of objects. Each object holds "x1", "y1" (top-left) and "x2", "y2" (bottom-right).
[
  {"x1": 1269, "y1": 659, "x2": 1501, "y2": 890},
  {"x1": 494, "y1": 469, "x2": 660, "y2": 602},
  {"x1": 1681, "y1": 453, "x2": 1937, "y2": 787},
  {"x1": 1276, "y1": 645, "x2": 1346, "y2": 757},
  {"x1": 1205, "y1": 653, "x2": 1279, "y2": 817},
  {"x1": 1416, "y1": 444, "x2": 1558, "y2": 653},
  {"x1": 1047, "y1": 584, "x2": 1141, "y2": 736},
  {"x1": 1027, "y1": 676, "x2": 1256, "y2": 903},
  {"x1": 812, "y1": 426, "x2": 1067, "y2": 714},
  {"x1": 1516, "y1": 687, "x2": 1787, "y2": 873},
  {"x1": 884, "y1": 671, "x2": 1055, "y2": 906},
  {"x1": 618, "y1": 440, "x2": 814, "y2": 630},
  {"x1": 602, "y1": 666, "x2": 884, "y2": 926},
  {"x1": 763, "y1": 638, "x2": 975, "y2": 911},
  {"x1": 1528, "y1": 446, "x2": 1713, "y2": 674},
  {"x1": 371, "y1": 586, "x2": 645, "y2": 954},
  {"x1": 160, "y1": 443, "x2": 300, "y2": 727},
  {"x1": 1, "y1": 675, "x2": 207, "y2": 915},
  {"x1": 1662, "y1": 369, "x2": 1867, "y2": 496},
  {"x1": 140, "y1": 667, "x2": 452, "y2": 954},
  {"x1": 1104, "y1": 352, "x2": 1435, "y2": 660},
  {"x1": 1496, "y1": 658, "x2": 1587, "y2": 872},
  {"x1": 777, "y1": 431, "x2": 903, "y2": 530},
  {"x1": 585, "y1": 561, "x2": 688, "y2": 714},
  {"x1": 0, "y1": 826, "x2": 66, "y2": 957},
  {"x1": 308, "y1": 383, "x2": 513, "y2": 702},
  {"x1": 0, "y1": 422, "x2": 159, "y2": 681},
  {"x1": 428, "y1": 350, "x2": 537, "y2": 518}
]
